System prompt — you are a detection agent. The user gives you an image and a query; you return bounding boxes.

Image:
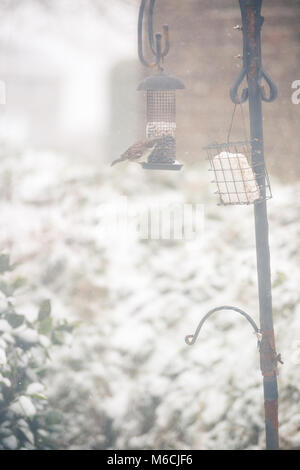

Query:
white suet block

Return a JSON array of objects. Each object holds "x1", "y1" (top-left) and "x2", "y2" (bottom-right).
[{"x1": 213, "y1": 151, "x2": 260, "y2": 204}]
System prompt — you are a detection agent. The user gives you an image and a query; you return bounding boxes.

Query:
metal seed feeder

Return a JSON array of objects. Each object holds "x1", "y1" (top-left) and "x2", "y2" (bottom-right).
[{"x1": 137, "y1": 0, "x2": 184, "y2": 171}]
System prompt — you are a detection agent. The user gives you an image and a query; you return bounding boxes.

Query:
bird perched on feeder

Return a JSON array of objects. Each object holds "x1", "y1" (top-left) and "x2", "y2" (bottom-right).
[{"x1": 110, "y1": 137, "x2": 161, "y2": 166}]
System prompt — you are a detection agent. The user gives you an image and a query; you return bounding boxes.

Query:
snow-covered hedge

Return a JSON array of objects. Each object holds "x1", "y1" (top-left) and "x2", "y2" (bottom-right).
[
  {"x1": 0, "y1": 254, "x2": 74, "y2": 450},
  {"x1": 1, "y1": 145, "x2": 300, "y2": 449}
]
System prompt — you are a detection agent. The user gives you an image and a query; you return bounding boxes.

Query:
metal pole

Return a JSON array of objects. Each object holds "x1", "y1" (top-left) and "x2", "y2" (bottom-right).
[
  {"x1": 238, "y1": 0, "x2": 279, "y2": 449},
  {"x1": 186, "y1": 0, "x2": 282, "y2": 450}
]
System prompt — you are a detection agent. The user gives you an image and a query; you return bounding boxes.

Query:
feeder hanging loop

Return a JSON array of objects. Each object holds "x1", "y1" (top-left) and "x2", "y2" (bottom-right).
[{"x1": 138, "y1": 0, "x2": 170, "y2": 69}]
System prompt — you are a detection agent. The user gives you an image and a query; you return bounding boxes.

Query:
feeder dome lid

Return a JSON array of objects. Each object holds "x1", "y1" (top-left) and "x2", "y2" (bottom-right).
[{"x1": 137, "y1": 72, "x2": 185, "y2": 91}]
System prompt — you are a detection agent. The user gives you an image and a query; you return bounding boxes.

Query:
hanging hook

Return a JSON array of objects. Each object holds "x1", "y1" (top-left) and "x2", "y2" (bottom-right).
[
  {"x1": 230, "y1": 0, "x2": 277, "y2": 106},
  {"x1": 230, "y1": 67, "x2": 249, "y2": 104},
  {"x1": 138, "y1": 0, "x2": 170, "y2": 69},
  {"x1": 260, "y1": 67, "x2": 278, "y2": 102},
  {"x1": 185, "y1": 305, "x2": 260, "y2": 346}
]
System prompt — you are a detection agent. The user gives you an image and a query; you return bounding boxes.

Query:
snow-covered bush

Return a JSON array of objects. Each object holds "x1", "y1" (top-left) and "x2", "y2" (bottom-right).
[
  {"x1": 0, "y1": 253, "x2": 73, "y2": 450},
  {"x1": 1, "y1": 144, "x2": 300, "y2": 449}
]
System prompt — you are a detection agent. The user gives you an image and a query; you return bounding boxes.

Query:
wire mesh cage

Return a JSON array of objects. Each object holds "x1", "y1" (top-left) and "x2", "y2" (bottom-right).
[
  {"x1": 204, "y1": 141, "x2": 272, "y2": 206},
  {"x1": 137, "y1": 73, "x2": 184, "y2": 170}
]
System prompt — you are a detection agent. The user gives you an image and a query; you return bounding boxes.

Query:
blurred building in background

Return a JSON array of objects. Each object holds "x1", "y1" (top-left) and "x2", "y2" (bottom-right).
[
  {"x1": 0, "y1": 0, "x2": 299, "y2": 179},
  {"x1": 0, "y1": 0, "x2": 140, "y2": 161}
]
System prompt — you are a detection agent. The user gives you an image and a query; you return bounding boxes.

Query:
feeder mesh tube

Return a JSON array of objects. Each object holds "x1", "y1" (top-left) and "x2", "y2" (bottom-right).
[{"x1": 146, "y1": 90, "x2": 176, "y2": 163}]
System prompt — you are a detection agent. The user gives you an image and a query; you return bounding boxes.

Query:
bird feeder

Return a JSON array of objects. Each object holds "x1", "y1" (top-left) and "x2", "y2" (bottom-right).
[
  {"x1": 205, "y1": 140, "x2": 272, "y2": 205},
  {"x1": 137, "y1": 73, "x2": 184, "y2": 170},
  {"x1": 137, "y1": 0, "x2": 184, "y2": 171}
]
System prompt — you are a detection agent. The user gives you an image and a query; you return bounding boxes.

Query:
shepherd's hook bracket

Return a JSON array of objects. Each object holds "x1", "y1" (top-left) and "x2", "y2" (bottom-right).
[
  {"x1": 185, "y1": 306, "x2": 260, "y2": 346},
  {"x1": 185, "y1": 305, "x2": 283, "y2": 376},
  {"x1": 138, "y1": 0, "x2": 170, "y2": 69}
]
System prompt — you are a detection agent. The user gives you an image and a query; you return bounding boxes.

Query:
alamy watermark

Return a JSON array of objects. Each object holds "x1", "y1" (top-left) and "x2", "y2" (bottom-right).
[
  {"x1": 0, "y1": 80, "x2": 6, "y2": 105},
  {"x1": 96, "y1": 197, "x2": 205, "y2": 241},
  {"x1": 291, "y1": 80, "x2": 300, "y2": 104}
]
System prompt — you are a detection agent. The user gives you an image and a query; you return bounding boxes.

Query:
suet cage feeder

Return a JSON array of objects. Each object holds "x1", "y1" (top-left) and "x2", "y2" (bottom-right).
[
  {"x1": 204, "y1": 140, "x2": 272, "y2": 206},
  {"x1": 137, "y1": 73, "x2": 184, "y2": 171}
]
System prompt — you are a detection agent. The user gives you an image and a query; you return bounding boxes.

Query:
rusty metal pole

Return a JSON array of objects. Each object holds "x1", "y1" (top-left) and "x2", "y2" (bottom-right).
[
  {"x1": 186, "y1": 0, "x2": 281, "y2": 450},
  {"x1": 237, "y1": 0, "x2": 279, "y2": 449}
]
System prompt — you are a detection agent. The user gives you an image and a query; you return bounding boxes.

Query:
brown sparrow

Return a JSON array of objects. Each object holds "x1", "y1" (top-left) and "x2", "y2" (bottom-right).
[{"x1": 111, "y1": 138, "x2": 161, "y2": 166}]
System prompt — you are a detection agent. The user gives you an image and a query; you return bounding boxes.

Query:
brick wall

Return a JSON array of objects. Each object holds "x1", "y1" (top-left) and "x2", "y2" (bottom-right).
[{"x1": 136, "y1": 0, "x2": 300, "y2": 181}]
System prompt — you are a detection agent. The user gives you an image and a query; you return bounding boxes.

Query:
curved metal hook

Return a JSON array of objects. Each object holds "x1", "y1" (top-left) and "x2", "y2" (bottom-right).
[
  {"x1": 230, "y1": 68, "x2": 249, "y2": 104},
  {"x1": 148, "y1": 1, "x2": 170, "y2": 58},
  {"x1": 138, "y1": 0, "x2": 169, "y2": 69},
  {"x1": 185, "y1": 306, "x2": 259, "y2": 346},
  {"x1": 161, "y1": 24, "x2": 170, "y2": 58},
  {"x1": 260, "y1": 67, "x2": 278, "y2": 103}
]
